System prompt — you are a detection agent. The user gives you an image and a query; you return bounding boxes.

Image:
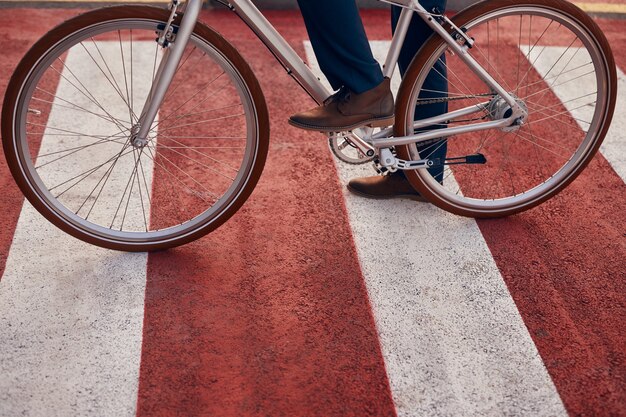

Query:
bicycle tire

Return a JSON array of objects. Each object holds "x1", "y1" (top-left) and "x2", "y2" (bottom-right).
[{"x1": 394, "y1": 0, "x2": 617, "y2": 218}]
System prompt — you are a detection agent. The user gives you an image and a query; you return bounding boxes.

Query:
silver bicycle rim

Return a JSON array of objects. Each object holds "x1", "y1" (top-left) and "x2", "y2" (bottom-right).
[
  {"x1": 404, "y1": 6, "x2": 610, "y2": 213},
  {"x1": 13, "y1": 18, "x2": 259, "y2": 245}
]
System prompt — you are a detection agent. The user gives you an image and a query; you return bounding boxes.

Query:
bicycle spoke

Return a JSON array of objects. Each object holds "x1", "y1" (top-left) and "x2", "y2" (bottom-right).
[
  {"x1": 81, "y1": 40, "x2": 136, "y2": 118},
  {"x1": 501, "y1": 131, "x2": 518, "y2": 196},
  {"x1": 78, "y1": 140, "x2": 132, "y2": 218},
  {"x1": 157, "y1": 133, "x2": 242, "y2": 171},
  {"x1": 525, "y1": 116, "x2": 549, "y2": 181},
  {"x1": 163, "y1": 46, "x2": 206, "y2": 102},
  {"x1": 118, "y1": 30, "x2": 135, "y2": 124},
  {"x1": 36, "y1": 135, "x2": 127, "y2": 159},
  {"x1": 132, "y1": 148, "x2": 149, "y2": 233},
  {"x1": 144, "y1": 145, "x2": 218, "y2": 202},
  {"x1": 138, "y1": 154, "x2": 152, "y2": 207},
  {"x1": 512, "y1": 129, "x2": 571, "y2": 159},
  {"x1": 530, "y1": 101, "x2": 596, "y2": 125},
  {"x1": 119, "y1": 149, "x2": 143, "y2": 232},
  {"x1": 528, "y1": 94, "x2": 596, "y2": 124},
  {"x1": 516, "y1": 15, "x2": 523, "y2": 94},
  {"x1": 31, "y1": 92, "x2": 130, "y2": 128},
  {"x1": 522, "y1": 69, "x2": 595, "y2": 101},
  {"x1": 152, "y1": 141, "x2": 237, "y2": 180},
  {"x1": 154, "y1": 145, "x2": 246, "y2": 150},
  {"x1": 52, "y1": 143, "x2": 134, "y2": 198},
  {"x1": 150, "y1": 80, "x2": 233, "y2": 134},
  {"x1": 520, "y1": 61, "x2": 593, "y2": 92},
  {"x1": 50, "y1": 61, "x2": 131, "y2": 132},
  {"x1": 514, "y1": 20, "x2": 557, "y2": 92},
  {"x1": 90, "y1": 37, "x2": 129, "y2": 107},
  {"x1": 157, "y1": 103, "x2": 242, "y2": 124},
  {"x1": 521, "y1": 39, "x2": 582, "y2": 106},
  {"x1": 157, "y1": 113, "x2": 245, "y2": 134},
  {"x1": 437, "y1": 57, "x2": 491, "y2": 113},
  {"x1": 130, "y1": 29, "x2": 134, "y2": 118},
  {"x1": 150, "y1": 71, "x2": 227, "y2": 132},
  {"x1": 110, "y1": 147, "x2": 142, "y2": 230},
  {"x1": 154, "y1": 135, "x2": 246, "y2": 140}
]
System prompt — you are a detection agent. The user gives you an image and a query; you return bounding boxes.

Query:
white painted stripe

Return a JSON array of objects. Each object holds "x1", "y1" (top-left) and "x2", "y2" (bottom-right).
[
  {"x1": 0, "y1": 42, "x2": 158, "y2": 417},
  {"x1": 522, "y1": 45, "x2": 626, "y2": 183},
  {"x1": 305, "y1": 41, "x2": 567, "y2": 416}
]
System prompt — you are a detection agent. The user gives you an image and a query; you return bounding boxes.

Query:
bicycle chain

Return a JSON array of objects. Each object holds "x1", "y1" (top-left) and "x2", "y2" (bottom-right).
[{"x1": 414, "y1": 92, "x2": 495, "y2": 106}]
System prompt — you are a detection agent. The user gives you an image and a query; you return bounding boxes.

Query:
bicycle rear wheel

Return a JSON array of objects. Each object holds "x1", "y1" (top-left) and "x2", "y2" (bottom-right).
[
  {"x1": 2, "y1": 6, "x2": 269, "y2": 251},
  {"x1": 395, "y1": 0, "x2": 617, "y2": 217}
]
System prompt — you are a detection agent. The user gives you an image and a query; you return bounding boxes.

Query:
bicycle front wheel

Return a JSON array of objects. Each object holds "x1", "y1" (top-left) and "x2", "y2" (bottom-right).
[
  {"x1": 395, "y1": 0, "x2": 617, "y2": 217},
  {"x1": 2, "y1": 6, "x2": 269, "y2": 251}
]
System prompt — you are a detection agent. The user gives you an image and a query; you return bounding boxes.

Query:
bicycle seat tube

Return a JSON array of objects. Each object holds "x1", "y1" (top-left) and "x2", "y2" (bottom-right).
[{"x1": 135, "y1": 0, "x2": 203, "y2": 142}]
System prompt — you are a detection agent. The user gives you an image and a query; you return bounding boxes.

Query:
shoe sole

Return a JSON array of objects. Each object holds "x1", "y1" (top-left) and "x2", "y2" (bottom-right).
[
  {"x1": 288, "y1": 116, "x2": 395, "y2": 132},
  {"x1": 346, "y1": 184, "x2": 428, "y2": 203}
]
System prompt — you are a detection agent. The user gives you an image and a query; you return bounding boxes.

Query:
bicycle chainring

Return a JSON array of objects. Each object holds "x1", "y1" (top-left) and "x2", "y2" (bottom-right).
[
  {"x1": 328, "y1": 133, "x2": 375, "y2": 165},
  {"x1": 415, "y1": 92, "x2": 495, "y2": 106}
]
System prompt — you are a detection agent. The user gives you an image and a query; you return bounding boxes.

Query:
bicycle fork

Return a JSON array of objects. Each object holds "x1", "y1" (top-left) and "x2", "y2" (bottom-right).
[{"x1": 133, "y1": 0, "x2": 204, "y2": 145}]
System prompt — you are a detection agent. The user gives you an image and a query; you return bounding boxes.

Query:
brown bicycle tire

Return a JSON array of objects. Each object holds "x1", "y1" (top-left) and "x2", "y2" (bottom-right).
[
  {"x1": 1, "y1": 6, "x2": 270, "y2": 251},
  {"x1": 394, "y1": 0, "x2": 617, "y2": 218}
]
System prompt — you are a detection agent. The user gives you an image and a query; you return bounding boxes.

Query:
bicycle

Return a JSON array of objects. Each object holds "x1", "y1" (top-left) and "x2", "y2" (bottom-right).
[{"x1": 1, "y1": 0, "x2": 616, "y2": 251}]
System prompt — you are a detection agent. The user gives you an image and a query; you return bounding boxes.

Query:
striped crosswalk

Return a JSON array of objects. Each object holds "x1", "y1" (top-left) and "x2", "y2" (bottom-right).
[{"x1": 0, "y1": 9, "x2": 624, "y2": 417}]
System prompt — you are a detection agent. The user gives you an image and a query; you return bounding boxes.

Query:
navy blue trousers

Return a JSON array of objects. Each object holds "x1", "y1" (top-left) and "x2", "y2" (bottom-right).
[{"x1": 297, "y1": 0, "x2": 448, "y2": 182}]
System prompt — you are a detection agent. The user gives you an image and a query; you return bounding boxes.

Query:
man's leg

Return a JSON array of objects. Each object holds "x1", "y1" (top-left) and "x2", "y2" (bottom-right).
[
  {"x1": 392, "y1": 1, "x2": 449, "y2": 184},
  {"x1": 290, "y1": 0, "x2": 395, "y2": 132},
  {"x1": 348, "y1": 1, "x2": 448, "y2": 199},
  {"x1": 296, "y1": 0, "x2": 383, "y2": 94}
]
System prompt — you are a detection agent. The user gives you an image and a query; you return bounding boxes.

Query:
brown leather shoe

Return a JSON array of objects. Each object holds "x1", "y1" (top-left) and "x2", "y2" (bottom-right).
[
  {"x1": 289, "y1": 78, "x2": 394, "y2": 132},
  {"x1": 347, "y1": 171, "x2": 427, "y2": 202}
]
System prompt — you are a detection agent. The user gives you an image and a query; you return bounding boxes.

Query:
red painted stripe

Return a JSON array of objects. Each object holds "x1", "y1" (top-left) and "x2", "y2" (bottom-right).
[
  {"x1": 0, "y1": 10, "x2": 81, "y2": 278},
  {"x1": 136, "y1": 11, "x2": 396, "y2": 417}
]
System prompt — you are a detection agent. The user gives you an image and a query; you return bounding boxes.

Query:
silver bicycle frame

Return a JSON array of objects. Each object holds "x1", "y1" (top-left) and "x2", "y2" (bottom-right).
[{"x1": 137, "y1": 0, "x2": 527, "y2": 153}]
